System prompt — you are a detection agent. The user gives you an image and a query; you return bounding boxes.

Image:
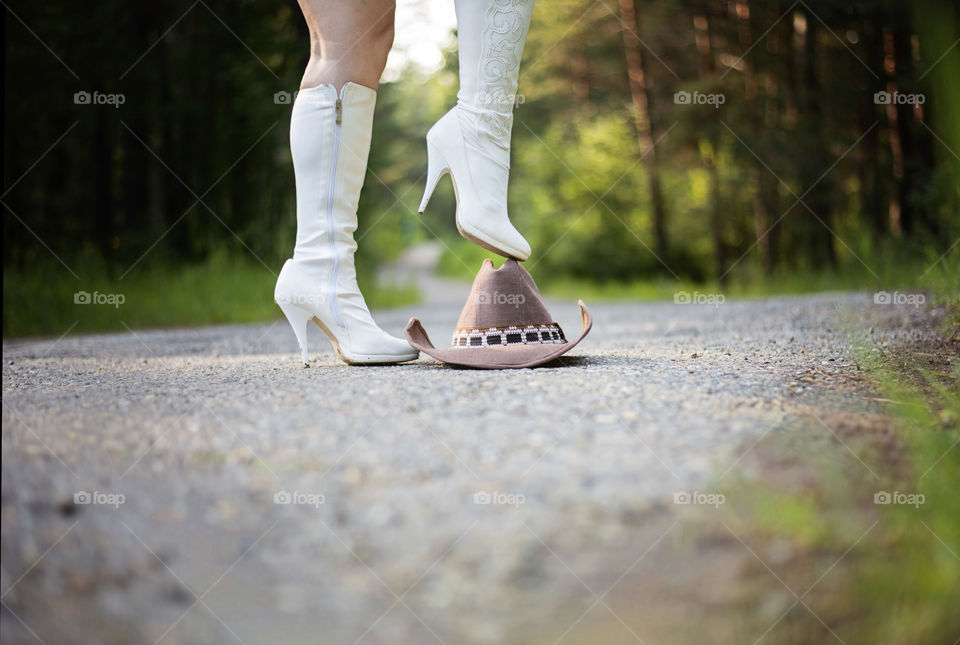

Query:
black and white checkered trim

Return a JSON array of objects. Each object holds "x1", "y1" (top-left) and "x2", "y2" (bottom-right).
[{"x1": 451, "y1": 323, "x2": 566, "y2": 348}]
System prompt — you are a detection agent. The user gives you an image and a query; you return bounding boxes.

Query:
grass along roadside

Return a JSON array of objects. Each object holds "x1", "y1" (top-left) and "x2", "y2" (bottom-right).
[
  {"x1": 5, "y1": 238, "x2": 954, "y2": 337},
  {"x1": 562, "y1": 306, "x2": 958, "y2": 644},
  {"x1": 662, "y1": 315, "x2": 958, "y2": 643},
  {"x1": 437, "y1": 237, "x2": 960, "y2": 306},
  {"x1": 3, "y1": 255, "x2": 419, "y2": 338}
]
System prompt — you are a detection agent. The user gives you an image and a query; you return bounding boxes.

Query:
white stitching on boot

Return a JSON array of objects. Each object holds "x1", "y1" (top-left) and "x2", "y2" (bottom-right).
[{"x1": 475, "y1": 0, "x2": 533, "y2": 140}]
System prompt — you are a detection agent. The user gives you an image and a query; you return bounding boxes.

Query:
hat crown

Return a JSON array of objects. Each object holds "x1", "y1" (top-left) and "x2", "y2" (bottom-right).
[{"x1": 455, "y1": 259, "x2": 553, "y2": 329}]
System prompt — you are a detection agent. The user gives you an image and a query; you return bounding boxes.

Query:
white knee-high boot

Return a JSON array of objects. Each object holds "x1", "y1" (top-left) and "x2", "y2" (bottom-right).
[
  {"x1": 275, "y1": 83, "x2": 418, "y2": 366},
  {"x1": 418, "y1": 0, "x2": 535, "y2": 261}
]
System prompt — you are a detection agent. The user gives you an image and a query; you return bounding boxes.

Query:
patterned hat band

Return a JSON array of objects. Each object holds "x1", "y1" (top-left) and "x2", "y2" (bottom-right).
[{"x1": 451, "y1": 322, "x2": 567, "y2": 348}]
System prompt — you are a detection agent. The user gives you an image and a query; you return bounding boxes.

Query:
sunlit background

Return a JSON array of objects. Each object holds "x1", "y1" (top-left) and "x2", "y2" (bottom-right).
[
  {"x1": 385, "y1": 0, "x2": 457, "y2": 80},
  {"x1": 3, "y1": 0, "x2": 958, "y2": 337}
]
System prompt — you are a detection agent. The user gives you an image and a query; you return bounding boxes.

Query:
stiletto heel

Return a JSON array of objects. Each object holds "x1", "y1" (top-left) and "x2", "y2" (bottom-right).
[
  {"x1": 417, "y1": 110, "x2": 531, "y2": 260},
  {"x1": 274, "y1": 83, "x2": 418, "y2": 367},
  {"x1": 277, "y1": 301, "x2": 312, "y2": 367},
  {"x1": 418, "y1": 140, "x2": 449, "y2": 214},
  {"x1": 418, "y1": 0, "x2": 535, "y2": 260}
]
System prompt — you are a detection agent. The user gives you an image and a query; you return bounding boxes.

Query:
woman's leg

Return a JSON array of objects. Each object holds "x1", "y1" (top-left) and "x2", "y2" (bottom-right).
[
  {"x1": 276, "y1": 0, "x2": 415, "y2": 366},
  {"x1": 418, "y1": 0, "x2": 535, "y2": 261},
  {"x1": 296, "y1": 0, "x2": 396, "y2": 90}
]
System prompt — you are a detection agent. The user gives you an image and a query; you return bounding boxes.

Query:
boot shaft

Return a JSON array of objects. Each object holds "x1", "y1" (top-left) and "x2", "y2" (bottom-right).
[
  {"x1": 455, "y1": 0, "x2": 535, "y2": 115},
  {"x1": 290, "y1": 83, "x2": 377, "y2": 261}
]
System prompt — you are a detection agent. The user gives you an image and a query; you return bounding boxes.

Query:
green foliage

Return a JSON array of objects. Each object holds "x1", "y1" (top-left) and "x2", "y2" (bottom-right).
[
  {"x1": 2, "y1": 254, "x2": 417, "y2": 338},
  {"x1": 3, "y1": 0, "x2": 958, "y2": 336},
  {"x1": 513, "y1": 112, "x2": 667, "y2": 280},
  {"x1": 695, "y1": 291, "x2": 960, "y2": 643},
  {"x1": 839, "y1": 354, "x2": 960, "y2": 643},
  {"x1": 438, "y1": 232, "x2": 959, "y2": 304},
  {"x1": 429, "y1": 0, "x2": 958, "y2": 288}
]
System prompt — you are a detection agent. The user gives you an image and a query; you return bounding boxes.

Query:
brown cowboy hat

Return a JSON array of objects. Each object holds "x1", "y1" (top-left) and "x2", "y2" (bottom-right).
[{"x1": 405, "y1": 258, "x2": 592, "y2": 369}]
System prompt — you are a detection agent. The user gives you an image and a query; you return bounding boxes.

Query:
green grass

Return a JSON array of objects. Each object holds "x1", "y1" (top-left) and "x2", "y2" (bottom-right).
[
  {"x1": 2, "y1": 254, "x2": 419, "y2": 338},
  {"x1": 437, "y1": 237, "x2": 960, "y2": 304},
  {"x1": 5, "y1": 237, "x2": 955, "y2": 338},
  {"x1": 695, "y1": 307, "x2": 960, "y2": 643},
  {"x1": 849, "y1": 353, "x2": 960, "y2": 643}
]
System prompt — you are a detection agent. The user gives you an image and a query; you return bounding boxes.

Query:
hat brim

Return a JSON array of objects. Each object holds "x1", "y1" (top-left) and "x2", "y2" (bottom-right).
[{"x1": 405, "y1": 300, "x2": 592, "y2": 369}]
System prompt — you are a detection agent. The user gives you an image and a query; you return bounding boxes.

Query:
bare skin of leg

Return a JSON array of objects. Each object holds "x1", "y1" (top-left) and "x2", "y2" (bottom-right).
[{"x1": 296, "y1": 0, "x2": 396, "y2": 91}]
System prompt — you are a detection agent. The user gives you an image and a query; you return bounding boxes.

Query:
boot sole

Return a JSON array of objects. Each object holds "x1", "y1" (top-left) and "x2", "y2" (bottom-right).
[
  {"x1": 457, "y1": 220, "x2": 529, "y2": 261},
  {"x1": 311, "y1": 316, "x2": 418, "y2": 365}
]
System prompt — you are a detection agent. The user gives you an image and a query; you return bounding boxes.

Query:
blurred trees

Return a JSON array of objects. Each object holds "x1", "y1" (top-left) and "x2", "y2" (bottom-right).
[
  {"x1": 4, "y1": 1, "x2": 307, "y2": 275},
  {"x1": 3, "y1": 0, "x2": 957, "y2": 289},
  {"x1": 509, "y1": 0, "x2": 958, "y2": 281}
]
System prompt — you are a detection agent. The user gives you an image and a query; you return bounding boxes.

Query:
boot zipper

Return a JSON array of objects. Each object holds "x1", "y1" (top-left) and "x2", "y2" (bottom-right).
[{"x1": 327, "y1": 88, "x2": 346, "y2": 328}]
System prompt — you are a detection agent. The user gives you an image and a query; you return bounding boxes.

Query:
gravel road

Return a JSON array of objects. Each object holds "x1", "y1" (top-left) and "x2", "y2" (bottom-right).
[{"x1": 1, "y1": 287, "x2": 946, "y2": 645}]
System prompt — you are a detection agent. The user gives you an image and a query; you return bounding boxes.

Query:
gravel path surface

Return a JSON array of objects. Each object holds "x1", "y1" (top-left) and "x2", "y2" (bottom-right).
[{"x1": 1, "y1": 289, "x2": 944, "y2": 645}]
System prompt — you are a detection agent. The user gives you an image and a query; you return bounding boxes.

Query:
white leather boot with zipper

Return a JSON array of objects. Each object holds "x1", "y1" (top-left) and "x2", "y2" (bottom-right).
[
  {"x1": 275, "y1": 82, "x2": 418, "y2": 366},
  {"x1": 418, "y1": 0, "x2": 535, "y2": 261}
]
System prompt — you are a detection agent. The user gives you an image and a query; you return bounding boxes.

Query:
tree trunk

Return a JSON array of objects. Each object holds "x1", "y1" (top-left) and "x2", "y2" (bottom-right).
[
  {"x1": 693, "y1": 9, "x2": 726, "y2": 283},
  {"x1": 618, "y1": 0, "x2": 669, "y2": 268},
  {"x1": 760, "y1": 0, "x2": 787, "y2": 271},
  {"x1": 859, "y1": 17, "x2": 886, "y2": 248},
  {"x1": 93, "y1": 110, "x2": 113, "y2": 262},
  {"x1": 738, "y1": 0, "x2": 775, "y2": 274},
  {"x1": 798, "y1": 8, "x2": 836, "y2": 268},
  {"x1": 892, "y1": 13, "x2": 918, "y2": 235},
  {"x1": 881, "y1": 27, "x2": 905, "y2": 236}
]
